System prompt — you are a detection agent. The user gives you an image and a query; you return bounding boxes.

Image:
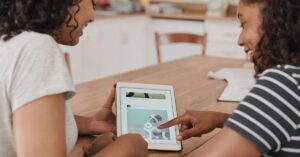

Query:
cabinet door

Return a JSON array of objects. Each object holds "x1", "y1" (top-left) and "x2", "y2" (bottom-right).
[
  {"x1": 205, "y1": 19, "x2": 245, "y2": 59},
  {"x1": 81, "y1": 19, "x2": 120, "y2": 82},
  {"x1": 83, "y1": 17, "x2": 149, "y2": 81},
  {"x1": 147, "y1": 19, "x2": 206, "y2": 65},
  {"x1": 115, "y1": 16, "x2": 149, "y2": 73}
]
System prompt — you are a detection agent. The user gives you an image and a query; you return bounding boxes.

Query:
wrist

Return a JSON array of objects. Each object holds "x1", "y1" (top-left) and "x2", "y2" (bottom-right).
[
  {"x1": 86, "y1": 117, "x2": 95, "y2": 134},
  {"x1": 74, "y1": 115, "x2": 94, "y2": 135},
  {"x1": 216, "y1": 113, "x2": 230, "y2": 128}
]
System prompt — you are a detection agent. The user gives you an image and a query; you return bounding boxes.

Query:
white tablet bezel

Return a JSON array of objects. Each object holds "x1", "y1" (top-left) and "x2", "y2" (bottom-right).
[{"x1": 115, "y1": 82, "x2": 182, "y2": 151}]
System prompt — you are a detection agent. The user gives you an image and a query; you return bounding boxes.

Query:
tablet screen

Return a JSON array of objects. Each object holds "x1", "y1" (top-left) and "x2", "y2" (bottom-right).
[{"x1": 119, "y1": 87, "x2": 178, "y2": 145}]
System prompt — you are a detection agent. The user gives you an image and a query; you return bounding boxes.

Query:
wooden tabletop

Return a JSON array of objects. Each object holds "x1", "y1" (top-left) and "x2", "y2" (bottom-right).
[{"x1": 69, "y1": 56, "x2": 245, "y2": 157}]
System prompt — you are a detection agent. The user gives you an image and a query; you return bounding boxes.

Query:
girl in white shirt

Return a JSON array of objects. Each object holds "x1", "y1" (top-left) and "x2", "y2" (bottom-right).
[{"x1": 0, "y1": 0, "x2": 147, "y2": 157}]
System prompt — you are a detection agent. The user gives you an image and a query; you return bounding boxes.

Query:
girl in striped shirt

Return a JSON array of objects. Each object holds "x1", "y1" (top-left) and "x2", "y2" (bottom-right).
[{"x1": 159, "y1": 0, "x2": 300, "y2": 156}]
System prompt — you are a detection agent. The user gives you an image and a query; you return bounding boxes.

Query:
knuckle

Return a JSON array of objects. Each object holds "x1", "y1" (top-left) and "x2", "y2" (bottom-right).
[{"x1": 143, "y1": 140, "x2": 148, "y2": 148}]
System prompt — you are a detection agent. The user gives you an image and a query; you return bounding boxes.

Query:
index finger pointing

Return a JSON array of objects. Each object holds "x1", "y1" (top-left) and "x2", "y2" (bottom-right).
[
  {"x1": 158, "y1": 116, "x2": 189, "y2": 129},
  {"x1": 158, "y1": 117, "x2": 180, "y2": 129}
]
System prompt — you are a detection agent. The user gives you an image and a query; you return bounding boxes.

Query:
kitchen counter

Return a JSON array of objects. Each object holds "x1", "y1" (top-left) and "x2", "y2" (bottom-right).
[
  {"x1": 148, "y1": 13, "x2": 237, "y2": 21},
  {"x1": 93, "y1": 12, "x2": 237, "y2": 22},
  {"x1": 94, "y1": 12, "x2": 146, "y2": 20}
]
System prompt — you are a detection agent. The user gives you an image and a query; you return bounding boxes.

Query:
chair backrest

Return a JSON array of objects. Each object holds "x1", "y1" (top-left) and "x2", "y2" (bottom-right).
[{"x1": 155, "y1": 32, "x2": 207, "y2": 64}]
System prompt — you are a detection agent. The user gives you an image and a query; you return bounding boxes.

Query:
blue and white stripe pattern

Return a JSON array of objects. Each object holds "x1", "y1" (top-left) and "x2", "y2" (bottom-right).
[{"x1": 225, "y1": 64, "x2": 300, "y2": 157}]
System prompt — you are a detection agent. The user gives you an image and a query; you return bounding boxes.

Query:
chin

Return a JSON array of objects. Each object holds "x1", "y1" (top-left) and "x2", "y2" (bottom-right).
[
  {"x1": 59, "y1": 38, "x2": 80, "y2": 46},
  {"x1": 68, "y1": 40, "x2": 79, "y2": 46}
]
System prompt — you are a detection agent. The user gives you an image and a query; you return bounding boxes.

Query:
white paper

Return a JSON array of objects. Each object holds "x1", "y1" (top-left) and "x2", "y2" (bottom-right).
[{"x1": 208, "y1": 68, "x2": 256, "y2": 102}]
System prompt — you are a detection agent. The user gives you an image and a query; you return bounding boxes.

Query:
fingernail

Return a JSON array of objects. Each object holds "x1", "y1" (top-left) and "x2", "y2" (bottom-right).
[{"x1": 176, "y1": 136, "x2": 183, "y2": 141}]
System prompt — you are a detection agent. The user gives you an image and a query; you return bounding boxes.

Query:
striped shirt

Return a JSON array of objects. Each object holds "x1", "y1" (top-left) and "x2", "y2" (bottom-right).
[{"x1": 225, "y1": 64, "x2": 300, "y2": 157}]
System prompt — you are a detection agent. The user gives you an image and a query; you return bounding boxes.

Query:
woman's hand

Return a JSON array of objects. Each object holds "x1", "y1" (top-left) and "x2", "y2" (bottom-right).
[
  {"x1": 114, "y1": 134, "x2": 148, "y2": 157},
  {"x1": 75, "y1": 88, "x2": 116, "y2": 135},
  {"x1": 83, "y1": 132, "x2": 117, "y2": 157},
  {"x1": 89, "y1": 88, "x2": 116, "y2": 134},
  {"x1": 93, "y1": 134, "x2": 148, "y2": 157},
  {"x1": 158, "y1": 111, "x2": 230, "y2": 141}
]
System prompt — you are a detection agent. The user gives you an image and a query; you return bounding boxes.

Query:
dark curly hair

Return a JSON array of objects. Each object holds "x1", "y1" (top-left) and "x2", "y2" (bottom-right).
[
  {"x1": 0, "y1": 0, "x2": 82, "y2": 41},
  {"x1": 241, "y1": 0, "x2": 300, "y2": 75}
]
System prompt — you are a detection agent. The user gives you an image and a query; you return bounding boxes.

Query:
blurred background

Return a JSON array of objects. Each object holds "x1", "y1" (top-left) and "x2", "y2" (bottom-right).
[{"x1": 60, "y1": 0, "x2": 244, "y2": 84}]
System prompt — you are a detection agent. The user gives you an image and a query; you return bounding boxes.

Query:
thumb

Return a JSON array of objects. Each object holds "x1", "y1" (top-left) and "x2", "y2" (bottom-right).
[
  {"x1": 92, "y1": 121, "x2": 115, "y2": 134},
  {"x1": 103, "y1": 88, "x2": 115, "y2": 109}
]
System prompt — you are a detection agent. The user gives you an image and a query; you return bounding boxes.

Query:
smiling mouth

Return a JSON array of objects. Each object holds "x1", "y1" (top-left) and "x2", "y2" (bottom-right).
[{"x1": 245, "y1": 49, "x2": 251, "y2": 54}]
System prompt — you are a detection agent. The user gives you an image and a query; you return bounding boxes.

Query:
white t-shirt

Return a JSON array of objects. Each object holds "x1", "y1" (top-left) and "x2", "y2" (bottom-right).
[{"x1": 0, "y1": 31, "x2": 78, "y2": 156}]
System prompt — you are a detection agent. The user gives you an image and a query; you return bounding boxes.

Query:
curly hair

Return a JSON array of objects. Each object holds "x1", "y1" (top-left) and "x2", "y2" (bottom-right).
[
  {"x1": 241, "y1": 0, "x2": 300, "y2": 74},
  {"x1": 0, "y1": 0, "x2": 82, "y2": 41}
]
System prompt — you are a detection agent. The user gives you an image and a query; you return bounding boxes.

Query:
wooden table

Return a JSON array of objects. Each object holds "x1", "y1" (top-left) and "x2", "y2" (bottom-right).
[{"x1": 69, "y1": 56, "x2": 246, "y2": 157}]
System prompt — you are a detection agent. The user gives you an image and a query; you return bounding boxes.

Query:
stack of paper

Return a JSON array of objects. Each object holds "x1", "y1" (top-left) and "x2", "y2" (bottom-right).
[{"x1": 208, "y1": 68, "x2": 256, "y2": 102}]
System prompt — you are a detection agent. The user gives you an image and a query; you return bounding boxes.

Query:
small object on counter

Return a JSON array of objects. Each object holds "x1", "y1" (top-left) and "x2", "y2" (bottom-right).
[
  {"x1": 110, "y1": 0, "x2": 141, "y2": 13},
  {"x1": 160, "y1": 3, "x2": 183, "y2": 14},
  {"x1": 140, "y1": 0, "x2": 149, "y2": 8},
  {"x1": 206, "y1": 0, "x2": 229, "y2": 17},
  {"x1": 97, "y1": 0, "x2": 110, "y2": 9},
  {"x1": 132, "y1": 0, "x2": 143, "y2": 12},
  {"x1": 145, "y1": 4, "x2": 161, "y2": 14},
  {"x1": 145, "y1": 3, "x2": 183, "y2": 14},
  {"x1": 95, "y1": 0, "x2": 142, "y2": 14}
]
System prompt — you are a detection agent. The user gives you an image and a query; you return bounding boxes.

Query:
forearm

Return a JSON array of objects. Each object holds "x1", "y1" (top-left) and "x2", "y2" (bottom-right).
[
  {"x1": 74, "y1": 115, "x2": 93, "y2": 135},
  {"x1": 216, "y1": 112, "x2": 231, "y2": 128},
  {"x1": 194, "y1": 127, "x2": 261, "y2": 157}
]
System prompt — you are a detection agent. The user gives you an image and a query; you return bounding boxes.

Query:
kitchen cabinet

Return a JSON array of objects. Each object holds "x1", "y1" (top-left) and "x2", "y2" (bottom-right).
[
  {"x1": 205, "y1": 19, "x2": 245, "y2": 59},
  {"x1": 60, "y1": 16, "x2": 150, "y2": 84},
  {"x1": 60, "y1": 14, "x2": 245, "y2": 84}
]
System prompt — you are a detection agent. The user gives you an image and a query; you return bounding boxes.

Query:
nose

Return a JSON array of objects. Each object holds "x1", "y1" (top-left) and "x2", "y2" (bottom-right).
[
  {"x1": 89, "y1": 8, "x2": 95, "y2": 23},
  {"x1": 90, "y1": 14, "x2": 95, "y2": 23}
]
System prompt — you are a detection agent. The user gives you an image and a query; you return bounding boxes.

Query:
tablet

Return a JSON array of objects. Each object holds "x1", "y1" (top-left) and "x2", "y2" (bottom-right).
[{"x1": 115, "y1": 82, "x2": 182, "y2": 151}]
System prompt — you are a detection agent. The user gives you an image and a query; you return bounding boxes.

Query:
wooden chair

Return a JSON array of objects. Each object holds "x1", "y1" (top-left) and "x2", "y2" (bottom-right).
[{"x1": 155, "y1": 32, "x2": 207, "y2": 64}]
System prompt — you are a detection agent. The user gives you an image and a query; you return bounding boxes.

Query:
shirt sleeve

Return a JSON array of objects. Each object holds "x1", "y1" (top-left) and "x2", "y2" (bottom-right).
[
  {"x1": 225, "y1": 66, "x2": 300, "y2": 154},
  {"x1": 9, "y1": 34, "x2": 75, "y2": 112}
]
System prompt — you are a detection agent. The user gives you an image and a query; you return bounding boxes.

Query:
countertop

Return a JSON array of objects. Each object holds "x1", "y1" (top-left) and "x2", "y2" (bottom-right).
[{"x1": 94, "y1": 12, "x2": 237, "y2": 22}]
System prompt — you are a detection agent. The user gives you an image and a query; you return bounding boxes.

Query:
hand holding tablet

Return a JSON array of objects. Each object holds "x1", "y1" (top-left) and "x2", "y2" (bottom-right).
[{"x1": 115, "y1": 82, "x2": 182, "y2": 151}]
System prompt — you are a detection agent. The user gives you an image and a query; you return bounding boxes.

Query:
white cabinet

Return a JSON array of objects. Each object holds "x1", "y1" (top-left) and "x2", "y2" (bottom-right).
[
  {"x1": 205, "y1": 19, "x2": 245, "y2": 59},
  {"x1": 147, "y1": 19, "x2": 206, "y2": 65},
  {"x1": 60, "y1": 16, "x2": 150, "y2": 84},
  {"x1": 59, "y1": 15, "x2": 245, "y2": 84}
]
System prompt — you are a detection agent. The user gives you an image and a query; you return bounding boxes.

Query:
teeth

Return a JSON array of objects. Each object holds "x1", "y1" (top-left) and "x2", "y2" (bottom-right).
[{"x1": 247, "y1": 50, "x2": 253, "y2": 62}]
